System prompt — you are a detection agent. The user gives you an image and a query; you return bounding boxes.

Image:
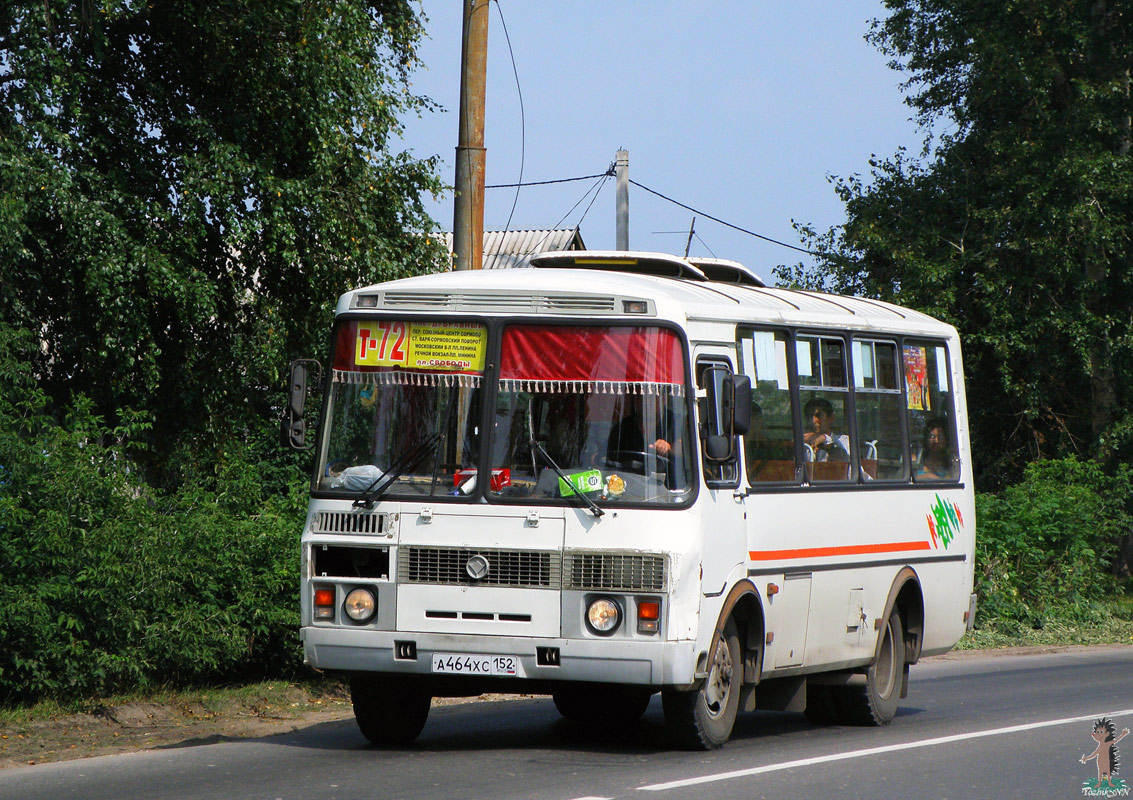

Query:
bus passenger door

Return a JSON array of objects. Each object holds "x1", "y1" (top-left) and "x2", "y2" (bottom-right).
[{"x1": 695, "y1": 355, "x2": 748, "y2": 597}]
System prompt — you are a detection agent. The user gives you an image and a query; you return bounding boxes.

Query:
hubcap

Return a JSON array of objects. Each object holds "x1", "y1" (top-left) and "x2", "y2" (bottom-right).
[{"x1": 704, "y1": 637, "x2": 734, "y2": 718}]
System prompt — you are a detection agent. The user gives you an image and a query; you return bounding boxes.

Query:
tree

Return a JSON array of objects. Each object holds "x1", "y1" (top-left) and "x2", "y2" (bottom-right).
[
  {"x1": 781, "y1": 0, "x2": 1133, "y2": 489},
  {"x1": 0, "y1": 1, "x2": 447, "y2": 489}
]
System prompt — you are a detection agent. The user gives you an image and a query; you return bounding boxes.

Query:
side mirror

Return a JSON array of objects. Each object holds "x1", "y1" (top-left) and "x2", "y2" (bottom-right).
[
  {"x1": 705, "y1": 434, "x2": 732, "y2": 460},
  {"x1": 281, "y1": 359, "x2": 321, "y2": 450},
  {"x1": 701, "y1": 367, "x2": 751, "y2": 462},
  {"x1": 728, "y1": 374, "x2": 752, "y2": 436}
]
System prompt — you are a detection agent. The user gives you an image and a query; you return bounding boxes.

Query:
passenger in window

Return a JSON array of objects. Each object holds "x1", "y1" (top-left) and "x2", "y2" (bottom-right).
[
  {"x1": 916, "y1": 418, "x2": 954, "y2": 479},
  {"x1": 803, "y1": 397, "x2": 850, "y2": 462}
]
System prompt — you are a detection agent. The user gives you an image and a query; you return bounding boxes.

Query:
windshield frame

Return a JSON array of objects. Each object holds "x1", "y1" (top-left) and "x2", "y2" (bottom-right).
[{"x1": 309, "y1": 314, "x2": 699, "y2": 510}]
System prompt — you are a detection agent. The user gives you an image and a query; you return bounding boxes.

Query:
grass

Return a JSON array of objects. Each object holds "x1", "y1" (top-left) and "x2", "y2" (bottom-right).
[
  {"x1": 0, "y1": 678, "x2": 349, "y2": 730},
  {"x1": 957, "y1": 593, "x2": 1133, "y2": 649}
]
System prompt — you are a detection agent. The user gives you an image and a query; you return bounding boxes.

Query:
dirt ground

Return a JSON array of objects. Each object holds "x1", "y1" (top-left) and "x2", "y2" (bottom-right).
[
  {"x1": 0, "y1": 682, "x2": 533, "y2": 770},
  {"x1": 1, "y1": 644, "x2": 1125, "y2": 769}
]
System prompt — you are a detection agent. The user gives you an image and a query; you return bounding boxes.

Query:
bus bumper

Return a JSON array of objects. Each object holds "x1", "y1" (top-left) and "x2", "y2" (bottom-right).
[{"x1": 301, "y1": 626, "x2": 697, "y2": 688}]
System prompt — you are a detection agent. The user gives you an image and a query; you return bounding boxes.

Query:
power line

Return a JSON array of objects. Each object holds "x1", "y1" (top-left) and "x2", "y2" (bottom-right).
[
  {"x1": 529, "y1": 172, "x2": 611, "y2": 252},
  {"x1": 491, "y1": 0, "x2": 523, "y2": 244},
  {"x1": 548, "y1": 172, "x2": 610, "y2": 233},
  {"x1": 486, "y1": 170, "x2": 613, "y2": 189},
  {"x1": 629, "y1": 179, "x2": 816, "y2": 256}
]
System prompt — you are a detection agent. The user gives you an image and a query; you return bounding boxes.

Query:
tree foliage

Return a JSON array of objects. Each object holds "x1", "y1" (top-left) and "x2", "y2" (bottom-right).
[
  {"x1": 0, "y1": 0, "x2": 447, "y2": 489},
  {"x1": 781, "y1": 0, "x2": 1133, "y2": 488},
  {"x1": 974, "y1": 457, "x2": 1131, "y2": 632},
  {"x1": 0, "y1": 325, "x2": 307, "y2": 703}
]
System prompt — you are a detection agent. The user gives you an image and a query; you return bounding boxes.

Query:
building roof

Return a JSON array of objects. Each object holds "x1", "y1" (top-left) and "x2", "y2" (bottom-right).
[{"x1": 441, "y1": 228, "x2": 586, "y2": 270}]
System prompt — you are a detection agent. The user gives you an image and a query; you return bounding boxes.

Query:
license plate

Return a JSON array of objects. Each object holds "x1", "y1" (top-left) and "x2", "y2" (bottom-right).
[{"x1": 431, "y1": 653, "x2": 524, "y2": 677}]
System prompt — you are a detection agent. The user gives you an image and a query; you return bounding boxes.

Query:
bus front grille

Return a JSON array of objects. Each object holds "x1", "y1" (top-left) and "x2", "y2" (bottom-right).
[
  {"x1": 563, "y1": 552, "x2": 668, "y2": 592},
  {"x1": 398, "y1": 547, "x2": 559, "y2": 589},
  {"x1": 311, "y1": 511, "x2": 385, "y2": 535}
]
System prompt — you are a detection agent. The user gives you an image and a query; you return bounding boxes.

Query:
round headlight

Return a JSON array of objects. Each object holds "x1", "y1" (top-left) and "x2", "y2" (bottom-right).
[
  {"x1": 586, "y1": 597, "x2": 621, "y2": 634},
  {"x1": 343, "y1": 588, "x2": 376, "y2": 622}
]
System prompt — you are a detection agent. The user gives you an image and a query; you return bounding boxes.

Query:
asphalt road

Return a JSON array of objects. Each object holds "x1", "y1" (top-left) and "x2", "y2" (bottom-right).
[{"x1": 3, "y1": 646, "x2": 1131, "y2": 800}]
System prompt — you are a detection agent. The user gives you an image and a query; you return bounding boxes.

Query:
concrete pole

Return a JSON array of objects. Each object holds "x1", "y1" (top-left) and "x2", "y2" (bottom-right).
[
  {"x1": 453, "y1": 0, "x2": 489, "y2": 270},
  {"x1": 615, "y1": 149, "x2": 629, "y2": 251}
]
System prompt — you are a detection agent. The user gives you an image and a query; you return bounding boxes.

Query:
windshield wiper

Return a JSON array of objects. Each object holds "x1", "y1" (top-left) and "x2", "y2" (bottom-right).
[
  {"x1": 529, "y1": 437, "x2": 604, "y2": 518},
  {"x1": 353, "y1": 433, "x2": 442, "y2": 510}
]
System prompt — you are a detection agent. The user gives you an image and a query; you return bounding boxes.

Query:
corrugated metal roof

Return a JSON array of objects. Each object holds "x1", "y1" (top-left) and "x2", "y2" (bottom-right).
[{"x1": 441, "y1": 229, "x2": 586, "y2": 269}]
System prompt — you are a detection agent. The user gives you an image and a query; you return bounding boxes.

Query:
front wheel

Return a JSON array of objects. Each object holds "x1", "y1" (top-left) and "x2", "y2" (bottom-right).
[
  {"x1": 350, "y1": 675, "x2": 431, "y2": 746},
  {"x1": 835, "y1": 610, "x2": 905, "y2": 725},
  {"x1": 663, "y1": 617, "x2": 742, "y2": 749}
]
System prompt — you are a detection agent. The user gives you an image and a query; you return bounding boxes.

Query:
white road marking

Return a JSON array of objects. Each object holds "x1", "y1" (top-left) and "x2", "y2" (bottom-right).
[{"x1": 639, "y1": 707, "x2": 1133, "y2": 792}]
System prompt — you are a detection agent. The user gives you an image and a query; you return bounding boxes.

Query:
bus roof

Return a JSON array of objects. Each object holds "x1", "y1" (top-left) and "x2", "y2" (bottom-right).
[{"x1": 338, "y1": 253, "x2": 955, "y2": 339}]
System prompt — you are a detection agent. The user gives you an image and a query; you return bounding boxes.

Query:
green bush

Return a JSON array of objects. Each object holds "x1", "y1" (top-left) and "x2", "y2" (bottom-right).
[
  {"x1": 974, "y1": 457, "x2": 1131, "y2": 633},
  {"x1": 0, "y1": 327, "x2": 308, "y2": 705}
]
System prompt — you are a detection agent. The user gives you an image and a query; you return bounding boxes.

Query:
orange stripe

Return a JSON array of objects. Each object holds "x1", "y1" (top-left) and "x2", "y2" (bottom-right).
[{"x1": 748, "y1": 541, "x2": 932, "y2": 561}]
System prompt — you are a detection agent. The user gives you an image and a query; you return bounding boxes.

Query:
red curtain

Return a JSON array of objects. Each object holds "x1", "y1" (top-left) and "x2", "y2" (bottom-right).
[{"x1": 500, "y1": 325, "x2": 686, "y2": 386}]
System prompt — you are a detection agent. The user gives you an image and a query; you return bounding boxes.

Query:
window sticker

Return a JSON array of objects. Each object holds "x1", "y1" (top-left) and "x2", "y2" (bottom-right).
[
  {"x1": 752, "y1": 331, "x2": 777, "y2": 383},
  {"x1": 355, "y1": 321, "x2": 486, "y2": 371},
  {"x1": 796, "y1": 340, "x2": 814, "y2": 378},
  {"x1": 741, "y1": 336, "x2": 757, "y2": 380},
  {"x1": 853, "y1": 341, "x2": 874, "y2": 389},
  {"x1": 904, "y1": 345, "x2": 930, "y2": 411},
  {"x1": 935, "y1": 346, "x2": 949, "y2": 392},
  {"x1": 775, "y1": 339, "x2": 789, "y2": 390}
]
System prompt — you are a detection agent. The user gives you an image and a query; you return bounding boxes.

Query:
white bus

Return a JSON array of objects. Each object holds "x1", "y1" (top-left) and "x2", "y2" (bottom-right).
[{"x1": 283, "y1": 251, "x2": 976, "y2": 749}]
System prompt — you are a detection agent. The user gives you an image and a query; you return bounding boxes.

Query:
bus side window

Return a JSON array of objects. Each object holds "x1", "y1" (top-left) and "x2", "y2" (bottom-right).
[
  {"x1": 853, "y1": 339, "x2": 907, "y2": 481},
  {"x1": 797, "y1": 335, "x2": 854, "y2": 482},
  {"x1": 903, "y1": 341, "x2": 960, "y2": 482},
  {"x1": 737, "y1": 329, "x2": 798, "y2": 485}
]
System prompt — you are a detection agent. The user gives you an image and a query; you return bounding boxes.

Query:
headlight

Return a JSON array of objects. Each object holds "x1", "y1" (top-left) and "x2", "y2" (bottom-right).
[
  {"x1": 586, "y1": 597, "x2": 621, "y2": 635},
  {"x1": 343, "y1": 588, "x2": 377, "y2": 622}
]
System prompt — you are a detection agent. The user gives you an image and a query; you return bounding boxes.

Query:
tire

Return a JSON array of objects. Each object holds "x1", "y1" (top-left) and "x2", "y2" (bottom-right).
[
  {"x1": 350, "y1": 675, "x2": 431, "y2": 746},
  {"x1": 663, "y1": 617, "x2": 742, "y2": 749},
  {"x1": 552, "y1": 685, "x2": 653, "y2": 725},
  {"x1": 834, "y1": 610, "x2": 905, "y2": 726}
]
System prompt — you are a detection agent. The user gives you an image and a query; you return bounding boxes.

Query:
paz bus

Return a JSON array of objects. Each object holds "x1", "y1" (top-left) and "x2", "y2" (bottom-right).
[{"x1": 282, "y1": 251, "x2": 976, "y2": 749}]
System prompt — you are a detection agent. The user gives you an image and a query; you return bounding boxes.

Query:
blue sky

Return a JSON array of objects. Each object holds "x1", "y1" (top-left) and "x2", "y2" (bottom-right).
[{"x1": 398, "y1": 2, "x2": 923, "y2": 283}]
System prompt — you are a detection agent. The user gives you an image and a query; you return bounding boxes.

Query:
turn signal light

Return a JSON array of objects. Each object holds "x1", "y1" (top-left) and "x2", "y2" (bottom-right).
[
  {"x1": 637, "y1": 599, "x2": 660, "y2": 634},
  {"x1": 314, "y1": 588, "x2": 335, "y2": 620}
]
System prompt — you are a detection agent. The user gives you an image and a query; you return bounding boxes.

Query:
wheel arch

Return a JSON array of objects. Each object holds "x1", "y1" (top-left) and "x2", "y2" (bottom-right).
[
  {"x1": 880, "y1": 567, "x2": 925, "y2": 665},
  {"x1": 714, "y1": 579, "x2": 765, "y2": 685}
]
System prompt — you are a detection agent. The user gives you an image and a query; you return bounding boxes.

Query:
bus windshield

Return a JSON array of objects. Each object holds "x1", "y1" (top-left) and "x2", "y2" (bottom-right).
[
  {"x1": 488, "y1": 324, "x2": 693, "y2": 506},
  {"x1": 317, "y1": 319, "x2": 486, "y2": 499}
]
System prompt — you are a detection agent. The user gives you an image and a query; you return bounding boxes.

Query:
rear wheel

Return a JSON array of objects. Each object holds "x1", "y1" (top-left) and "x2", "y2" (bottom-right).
[
  {"x1": 350, "y1": 675, "x2": 431, "y2": 746},
  {"x1": 663, "y1": 617, "x2": 742, "y2": 749},
  {"x1": 834, "y1": 610, "x2": 905, "y2": 725}
]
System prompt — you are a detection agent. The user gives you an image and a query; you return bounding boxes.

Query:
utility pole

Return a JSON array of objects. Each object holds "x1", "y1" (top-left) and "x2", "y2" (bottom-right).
[
  {"x1": 453, "y1": 0, "x2": 489, "y2": 270},
  {"x1": 615, "y1": 149, "x2": 629, "y2": 251}
]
